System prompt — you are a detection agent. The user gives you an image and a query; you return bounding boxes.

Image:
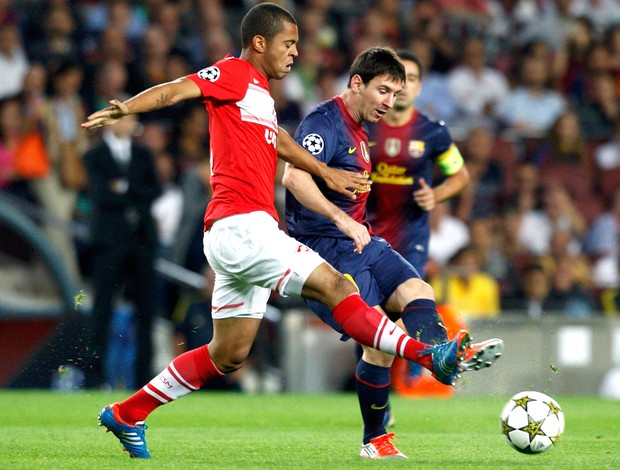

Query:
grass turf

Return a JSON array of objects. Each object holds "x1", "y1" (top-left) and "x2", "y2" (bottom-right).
[{"x1": 0, "y1": 390, "x2": 618, "y2": 469}]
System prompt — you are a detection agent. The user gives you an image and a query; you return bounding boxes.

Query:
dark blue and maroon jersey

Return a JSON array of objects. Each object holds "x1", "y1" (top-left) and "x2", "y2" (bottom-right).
[
  {"x1": 285, "y1": 96, "x2": 372, "y2": 239},
  {"x1": 367, "y1": 111, "x2": 458, "y2": 272}
]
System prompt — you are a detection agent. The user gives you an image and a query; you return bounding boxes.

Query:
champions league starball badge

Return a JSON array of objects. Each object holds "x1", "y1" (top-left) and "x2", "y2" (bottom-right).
[{"x1": 198, "y1": 66, "x2": 221, "y2": 82}]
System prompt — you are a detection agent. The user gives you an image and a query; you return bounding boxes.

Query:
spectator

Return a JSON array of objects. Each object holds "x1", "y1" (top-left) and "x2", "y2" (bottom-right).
[
  {"x1": 515, "y1": 0, "x2": 578, "y2": 54},
  {"x1": 407, "y1": 0, "x2": 457, "y2": 74},
  {"x1": 557, "y1": 16, "x2": 597, "y2": 101},
  {"x1": 447, "y1": 36, "x2": 509, "y2": 133},
  {"x1": 427, "y1": 201, "x2": 470, "y2": 276},
  {"x1": 0, "y1": 24, "x2": 29, "y2": 100},
  {"x1": 538, "y1": 229, "x2": 591, "y2": 290},
  {"x1": 83, "y1": 113, "x2": 162, "y2": 388},
  {"x1": 407, "y1": 35, "x2": 457, "y2": 124},
  {"x1": 27, "y1": 3, "x2": 82, "y2": 64},
  {"x1": 502, "y1": 262, "x2": 552, "y2": 318},
  {"x1": 570, "y1": 0, "x2": 620, "y2": 32},
  {"x1": 583, "y1": 188, "x2": 620, "y2": 290},
  {"x1": 593, "y1": 120, "x2": 620, "y2": 171},
  {"x1": 467, "y1": 216, "x2": 511, "y2": 284},
  {"x1": 12, "y1": 62, "x2": 49, "y2": 200},
  {"x1": 19, "y1": 63, "x2": 48, "y2": 134},
  {"x1": 168, "y1": 104, "x2": 210, "y2": 173},
  {"x1": 497, "y1": 54, "x2": 567, "y2": 138},
  {"x1": 127, "y1": 24, "x2": 174, "y2": 97},
  {"x1": 579, "y1": 73, "x2": 620, "y2": 141},
  {"x1": 84, "y1": 59, "x2": 129, "y2": 113},
  {"x1": 604, "y1": 24, "x2": 620, "y2": 77},
  {"x1": 151, "y1": 151, "x2": 183, "y2": 251},
  {"x1": 0, "y1": 96, "x2": 20, "y2": 189},
  {"x1": 519, "y1": 182, "x2": 587, "y2": 256},
  {"x1": 454, "y1": 127, "x2": 504, "y2": 219},
  {"x1": 167, "y1": 153, "x2": 211, "y2": 276},
  {"x1": 546, "y1": 254, "x2": 596, "y2": 317},
  {"x1": 502, "y1": 161, "x2": 543, "y2": 214},
  {"x1": 270, "y1": 77, "x2": 302, "y2": 134},
  {"x1": 528, "y1": 109, "x2": 592, "y2": 174},
  {"x1": 78, "y1": 0, "x2": 149, "y2": 43},
  {"x1": 282, "y1": 40, "x2": 325, "y2": 116},
  {"x1": 430, "y1": 244, "x2": 501, "y2": 320},
  {"x1": 30, "y1": 58, "x2": 89, "y2": 283},
  {"x1": 85, "y1": 24, "x2": 135, "y2": 70}
]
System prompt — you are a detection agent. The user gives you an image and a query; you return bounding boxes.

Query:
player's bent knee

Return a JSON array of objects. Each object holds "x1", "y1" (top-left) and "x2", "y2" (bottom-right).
[
  {"x1": 404, "y1": 278, "x2": 435, "y2": 300},
  {"x1": 214, "y1": 354, "x2": 248, "y2": 374},
  {"x1": 208, "y1": 342, "x2": 252, "y2": 374},
  {"x1": 361, "y1": 345, "x2": 395, "y2": 367}
]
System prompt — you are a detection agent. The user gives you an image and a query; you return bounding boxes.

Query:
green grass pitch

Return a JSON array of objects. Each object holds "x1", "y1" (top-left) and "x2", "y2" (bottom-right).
[{"x1": 1, "y1": 390, "x2": 618, "y2": 469}]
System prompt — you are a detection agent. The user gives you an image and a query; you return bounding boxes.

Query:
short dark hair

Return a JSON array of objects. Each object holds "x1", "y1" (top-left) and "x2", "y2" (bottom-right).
[
  {"x1": 241, "y1": 2, "x2": 297, "y2": 49},
  {"x1": 395, "y1": 49, "x2": 425, "y2": 79},
  {"x1": 348, "y1": 47, "x2": 405, "y2": 87}
]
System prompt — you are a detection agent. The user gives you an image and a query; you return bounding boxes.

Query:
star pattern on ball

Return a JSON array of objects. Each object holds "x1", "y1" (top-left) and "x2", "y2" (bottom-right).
[
  {"x1": 546, "y1": 400, "x2": 562, "y2": 419},
  {"x1": 513, "y1": 395, "x2": 534, "y2": 411},
  {"x1": 501, "y1": 420, "x2": 514, "y2": 436},
  {"x1": 302, "y1": 133, "x2": 324, "y2": 155},
  {"x1": 521, "y1": 415, "x2": 546, "y2": 441}
]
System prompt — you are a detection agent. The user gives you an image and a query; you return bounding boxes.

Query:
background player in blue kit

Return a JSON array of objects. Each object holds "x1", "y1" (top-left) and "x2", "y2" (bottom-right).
[
  {"x1": 284, "y1": 47, "x2": 503, "y2": 459},
  {"x1": 367, "y1": 50, "x2": 491, "y2": 423},
  {"x1": 367, "y1": 50, "x2": 470, "y2": 275}
]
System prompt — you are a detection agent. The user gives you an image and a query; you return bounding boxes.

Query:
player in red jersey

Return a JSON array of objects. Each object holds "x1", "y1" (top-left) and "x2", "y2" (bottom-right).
[{"x1": 82, "y1": 4, "x2": 469, "y2": 459}]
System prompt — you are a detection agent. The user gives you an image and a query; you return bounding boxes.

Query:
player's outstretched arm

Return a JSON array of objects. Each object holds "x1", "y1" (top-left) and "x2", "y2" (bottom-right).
[
  {"x1": 277, "y1": 128, "x2": 370, "y2": 200},
  {"x1": 81, "y1": 77, "x2": 202, "y2": 130},
  {"x1": 283, "y1": 163, "x2": 370, "y2": 254}
]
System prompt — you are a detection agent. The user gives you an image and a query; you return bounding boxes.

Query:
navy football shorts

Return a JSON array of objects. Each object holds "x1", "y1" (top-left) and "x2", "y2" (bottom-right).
[{"x1": 299, "y1": 235, "x2": 421, "y2": 340}]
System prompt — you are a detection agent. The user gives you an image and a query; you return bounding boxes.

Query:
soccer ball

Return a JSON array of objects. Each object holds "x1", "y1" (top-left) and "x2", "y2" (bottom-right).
[{"x1": 500, "y1": 391, "x2": 565, "y2": 454}]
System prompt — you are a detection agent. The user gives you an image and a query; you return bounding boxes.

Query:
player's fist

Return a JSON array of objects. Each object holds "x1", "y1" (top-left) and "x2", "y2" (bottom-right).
[{"x1": 413, "y1": 178, "x2": 436, "y2": 211}]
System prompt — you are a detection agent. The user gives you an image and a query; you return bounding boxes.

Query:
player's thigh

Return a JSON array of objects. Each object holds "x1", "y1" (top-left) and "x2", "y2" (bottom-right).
[{"x1": 204, "y1": 211, "x2": 324, "y2": 303}]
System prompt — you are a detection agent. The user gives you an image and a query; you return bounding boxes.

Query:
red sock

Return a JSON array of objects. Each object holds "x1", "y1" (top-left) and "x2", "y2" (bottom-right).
[
  {"x1": 117, "y1": 345, "x2": 223, "y2": 424},
  {"x1": 332, "y1": 293, "x2": 432, "y2": 369}
]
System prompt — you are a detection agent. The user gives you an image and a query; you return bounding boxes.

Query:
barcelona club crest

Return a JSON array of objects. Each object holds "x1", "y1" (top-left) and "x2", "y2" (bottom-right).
[{"x1": 408, "y1": 140, "x2": 425, "y2": 158}]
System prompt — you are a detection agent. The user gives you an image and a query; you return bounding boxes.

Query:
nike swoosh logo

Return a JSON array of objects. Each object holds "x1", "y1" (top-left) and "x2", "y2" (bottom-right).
[
  {"x1": 368, "y1": 141, "x2": 377, "y2": 147},
  {"x1": 348, "y1": 147, "x2": 356, "y2": 154},
  {"x1": 370, "y1": 403, "x2": 388, "y2": 410},
  {"x1": 389, "y1": 325, "x2": 397, "y2": 335}
]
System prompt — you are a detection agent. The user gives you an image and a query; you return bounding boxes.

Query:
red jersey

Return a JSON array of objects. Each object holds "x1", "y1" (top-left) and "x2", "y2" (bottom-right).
[{"x1": 187, "y1": 56, "x2": 279, "y2": 230}]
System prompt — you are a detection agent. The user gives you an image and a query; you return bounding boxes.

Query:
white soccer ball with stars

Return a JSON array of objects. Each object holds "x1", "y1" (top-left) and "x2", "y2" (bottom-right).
[{"x1": 500, "y1": 391, "x2": 565, "y2": 454}]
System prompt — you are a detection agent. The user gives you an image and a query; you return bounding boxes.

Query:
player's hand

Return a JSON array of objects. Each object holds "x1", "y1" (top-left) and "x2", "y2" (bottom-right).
[
  {"x1": 324, "y1": 168, "x2": 371, "y2": 200},
  {"x1": 81, "y1": 99, "x2": 130, "y2": 130},
  {"x1": 413, "y1": 178, "x2": 437, "y2": 211},
  {"x1": 335, "y1": 214, "x2": 371, "y2": 254}
]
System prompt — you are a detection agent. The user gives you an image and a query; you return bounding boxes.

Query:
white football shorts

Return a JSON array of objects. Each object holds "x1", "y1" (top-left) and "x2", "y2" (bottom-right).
[{"x1": 203, "y1": 211, "x2": 325, "y2": 319}]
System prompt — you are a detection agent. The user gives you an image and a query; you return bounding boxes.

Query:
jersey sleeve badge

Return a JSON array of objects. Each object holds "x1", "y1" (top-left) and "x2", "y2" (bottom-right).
[
  {"x1": 302, "y1": 133, "x2": 325, "y2": 155},
  {"x1": 197, "y1": 66, "x2": 221, "y2": 82}
]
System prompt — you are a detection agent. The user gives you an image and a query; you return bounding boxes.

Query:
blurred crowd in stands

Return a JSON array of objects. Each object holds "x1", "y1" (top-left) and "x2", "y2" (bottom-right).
[{"x1": 1, "y1": 0, "x2": 620, "y2": 337}]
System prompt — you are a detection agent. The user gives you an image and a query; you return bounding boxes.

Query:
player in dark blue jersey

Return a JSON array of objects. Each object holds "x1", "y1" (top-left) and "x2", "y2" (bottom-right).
[{"x1": 284, "y1": 47, "x2": 503, "y2": 459}]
